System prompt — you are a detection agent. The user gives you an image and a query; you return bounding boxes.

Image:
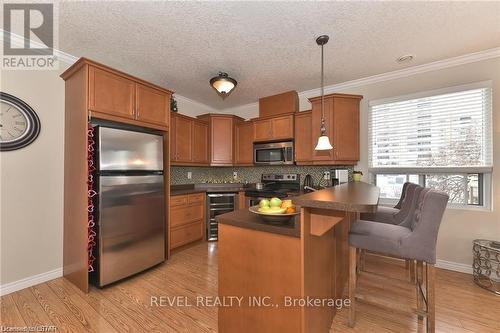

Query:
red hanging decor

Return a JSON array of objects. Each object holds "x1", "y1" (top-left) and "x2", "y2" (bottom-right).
[{"x1": 87, "y1": 124, "x2": 97, "y2": 272}]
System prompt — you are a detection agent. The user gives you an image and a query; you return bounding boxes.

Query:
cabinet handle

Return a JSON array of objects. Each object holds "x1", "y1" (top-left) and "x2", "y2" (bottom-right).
[{"x1": 136, "y1": 107, "x2": 140, "y2": 119}]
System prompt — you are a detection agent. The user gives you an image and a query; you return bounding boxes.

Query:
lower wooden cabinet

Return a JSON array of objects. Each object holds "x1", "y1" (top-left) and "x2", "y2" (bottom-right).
[{"x1": 169, "y1": 193, "x2": 206, "y2": 250}]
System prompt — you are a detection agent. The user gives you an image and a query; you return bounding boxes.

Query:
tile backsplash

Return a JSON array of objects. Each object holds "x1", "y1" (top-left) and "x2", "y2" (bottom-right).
[{"x1": 171, "y1": 165, "x2": 354, "y2": 187}]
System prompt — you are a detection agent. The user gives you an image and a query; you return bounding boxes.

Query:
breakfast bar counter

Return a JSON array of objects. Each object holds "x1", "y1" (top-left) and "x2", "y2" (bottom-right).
[{"x1": 217, "y1": 182, "x2": 379, "y2": 333}]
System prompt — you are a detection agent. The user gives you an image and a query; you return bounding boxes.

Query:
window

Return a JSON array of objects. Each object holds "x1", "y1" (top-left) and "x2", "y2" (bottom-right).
[{"x1": 369, "y1": 82, "x2": 493, "y2": 208}]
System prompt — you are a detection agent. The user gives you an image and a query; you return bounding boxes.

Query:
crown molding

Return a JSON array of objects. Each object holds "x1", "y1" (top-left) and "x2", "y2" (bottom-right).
[
  {"x1": 298, "y1": 47, "x2": 500, "y2": 100},
  {"x1": 1, "y1": 29, "x2": 78, "y2": 65},
  {"x1": 173, "y1": 94, "x2": 218, "y2": 113},
  {"x1": 223, "y1": 47, "x2": 500, "y2": 112}
]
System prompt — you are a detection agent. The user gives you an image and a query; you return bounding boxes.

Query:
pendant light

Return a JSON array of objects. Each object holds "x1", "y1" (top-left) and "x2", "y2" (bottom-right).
[
  {"x1": 210, "y1": 72, "x2": 237, "y2": 99},
  {"x1": 314, "y1": 35, "x2": 333, "y2": 151}
]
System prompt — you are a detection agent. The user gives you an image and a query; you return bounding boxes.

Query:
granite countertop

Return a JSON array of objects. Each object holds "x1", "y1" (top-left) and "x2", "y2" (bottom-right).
[
  {"x1": 293, "y1": 181, "x2": 380, "y2": 213},
  {"x1": 216, "y1": 209, "x2": 301, "y2": 238},
  {"x1": 170, "y1": 183, "x2": 251, "y2": 196}
]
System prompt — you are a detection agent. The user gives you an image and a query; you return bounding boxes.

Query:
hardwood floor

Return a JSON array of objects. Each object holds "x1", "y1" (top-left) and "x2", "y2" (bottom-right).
[{"x1": 1, "y1": 243, "x2": 498, "y2": 333}]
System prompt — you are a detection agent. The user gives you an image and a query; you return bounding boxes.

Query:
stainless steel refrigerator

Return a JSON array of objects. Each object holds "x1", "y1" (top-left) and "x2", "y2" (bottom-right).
[{"x1": 95, "y1": 126, "x2": 165, "y2": 286}]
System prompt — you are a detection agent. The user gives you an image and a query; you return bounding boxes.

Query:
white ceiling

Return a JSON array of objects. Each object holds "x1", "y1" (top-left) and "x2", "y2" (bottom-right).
[{"x1": 58, "y1": 1, "x2": 500, "y2": 110}]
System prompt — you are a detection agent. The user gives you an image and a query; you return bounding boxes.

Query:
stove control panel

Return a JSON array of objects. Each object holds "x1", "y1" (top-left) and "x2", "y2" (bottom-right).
[{"x1": 262, "y1": 173, "x2": 299, "y2": 182}]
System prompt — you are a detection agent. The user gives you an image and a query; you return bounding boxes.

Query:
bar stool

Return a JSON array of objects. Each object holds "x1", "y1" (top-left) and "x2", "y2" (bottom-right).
[
  {"x1": 358, "y1": 183, "x2": 422, "y2": 275},
  {"x1": 360, "y1": 182, "x2": 419, "y2": 225},
  {"x1": 348, "y1": 189, "x2": 449, "y2": 333}
]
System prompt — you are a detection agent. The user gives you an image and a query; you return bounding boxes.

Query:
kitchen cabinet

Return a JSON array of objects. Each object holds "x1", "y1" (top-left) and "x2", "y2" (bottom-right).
[
  {"x1": 306, "y1": 93, "x2": 362, "y2": 165},
  {"x1": 192, "y1": 121, "x2": 209, "y2": 164},
  {"x1": 253, "y1": 114, "x2": 294, "y2": 142},
  {"x1": 235, "y1": 121, "x2": 254, "y2": 165},
  {"x1": 197, "y1": 114, "x2": 244, "y2": 166},
  {"x1": 136, "y1": 84, "x2": 170, "y2": 126},
  {"x1": 171, "y1": 114, "x2": 193, "y2": 163},
  {"x1": 88, "y1": 66, "x2": 135, "y2": 119},
  {"x1": 294, "y1": 111, "x2": 313, "y2": 162},
  {"x1": 171, "y1": 113, "x2": 209, "y2": 165},
  {"x1": 259, "y1": 90, "x2": 299, "y2": 117},
  {"x1": 170, "y1": 193, "x2": 205, "y2": 250},
  {"x1": 87, "y1": 61, "x2": 171, "y2": 129}
]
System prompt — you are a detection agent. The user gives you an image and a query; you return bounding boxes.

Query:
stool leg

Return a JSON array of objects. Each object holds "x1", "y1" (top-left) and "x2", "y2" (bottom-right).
[
  {"x1": 426, "y1": 264, "x2": 436, "y2": 333},
  {"x1": 348, "y1": 246, "x2": 357, "y2": 328},
  {"x1": 416, "y1": 261, "x2": 424, "y2": 321}
]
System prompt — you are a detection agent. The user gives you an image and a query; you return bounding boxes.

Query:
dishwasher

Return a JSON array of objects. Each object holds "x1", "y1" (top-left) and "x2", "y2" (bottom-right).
[{"x1": 206, "y1": 193, "x2": 238, "y2": 241}]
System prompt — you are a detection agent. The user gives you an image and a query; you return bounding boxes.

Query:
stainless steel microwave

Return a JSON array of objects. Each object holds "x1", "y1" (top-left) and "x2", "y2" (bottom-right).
[{"x1": 253, "y1": 141, "x2": 294, "y2": 165}]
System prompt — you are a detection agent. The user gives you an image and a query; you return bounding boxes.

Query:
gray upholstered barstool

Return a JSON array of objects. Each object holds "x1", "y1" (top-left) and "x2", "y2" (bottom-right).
[
  {"x1": 348, "y1": 189, "x2": 449, "y2": 333},
  {"x1": 358, "y1": 183, "x2": 423, "y2": 275},
  {"x1": 360, "y1": 182, "x2": 419, "y2": 225}
]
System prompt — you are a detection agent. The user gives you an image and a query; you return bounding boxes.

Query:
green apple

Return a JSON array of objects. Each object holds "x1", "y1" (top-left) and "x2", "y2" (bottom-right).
[
  {"x1": 269, "y1": 197, "x2": 282, "y2": 208},
  {"x1": 259, "y1": 199, "x2": 270, "y2": 208}
]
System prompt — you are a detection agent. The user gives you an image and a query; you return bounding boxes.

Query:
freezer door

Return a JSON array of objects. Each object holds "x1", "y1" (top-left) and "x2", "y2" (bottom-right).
[
  {"x1": 98, "y1": 127, "x2": 163, "y2": 171},
  {"x1": 99, "y1": 175, "x2": 165, "y2": 286}
]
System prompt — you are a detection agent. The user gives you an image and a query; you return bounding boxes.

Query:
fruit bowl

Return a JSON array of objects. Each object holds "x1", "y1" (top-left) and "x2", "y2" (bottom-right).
[{"x1": 249, "y1": 205, "x2": 300, "y2": 224}]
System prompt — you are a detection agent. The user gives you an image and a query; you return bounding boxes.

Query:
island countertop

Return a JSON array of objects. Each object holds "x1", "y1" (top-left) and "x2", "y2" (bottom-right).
[
  {"x1": 292, "y1": 181, "x2": 380, "y2": 213},
  {"x1": 216, "y1": 209, "x2": 301, "y2": 238}
]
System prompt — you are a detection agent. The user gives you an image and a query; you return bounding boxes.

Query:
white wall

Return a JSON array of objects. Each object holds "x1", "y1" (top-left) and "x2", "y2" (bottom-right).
[
  {"x1": 224, "y1": 57, "x2": 500, "y2": 266},
  {"x1": 1, "y1": 64, "x2": 69, "y2": 286}
]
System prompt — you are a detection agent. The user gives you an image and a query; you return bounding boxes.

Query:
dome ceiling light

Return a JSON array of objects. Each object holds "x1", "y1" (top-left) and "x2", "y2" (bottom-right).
[{"x1": 210, "y1": 72, "x2": 237, "y2": 99}]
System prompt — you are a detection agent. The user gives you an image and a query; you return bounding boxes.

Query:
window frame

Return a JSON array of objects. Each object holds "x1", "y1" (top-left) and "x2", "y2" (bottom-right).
[{"x1": 368, "y1": 81, "x2": 493, "y2": 210}]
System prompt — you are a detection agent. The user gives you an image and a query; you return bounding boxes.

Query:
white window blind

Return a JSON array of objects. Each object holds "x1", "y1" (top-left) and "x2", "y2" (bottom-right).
[{"x1": 369, "y1": 82, "x2": 493, "y2": 172}]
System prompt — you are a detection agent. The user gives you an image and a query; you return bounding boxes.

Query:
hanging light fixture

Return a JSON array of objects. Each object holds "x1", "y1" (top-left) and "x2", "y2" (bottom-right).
[
  {"x1": 314, "y1": 35, "x2": 333, "y2": 151},
  {"x1": 210, "y1": 72, "x2": 237, "y2": 99}
]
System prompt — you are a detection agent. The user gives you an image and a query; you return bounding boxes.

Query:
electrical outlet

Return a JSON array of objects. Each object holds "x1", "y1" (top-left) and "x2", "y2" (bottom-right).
[
  {"x1": 233, "y1": 172, "x2": 238, "y2": 180},
  {"x1": 323, "y1": 171, "x2": 330, "y2": 180},
  {"x1": 187, "y1": 172, "x2": 192, "y2": 180}
]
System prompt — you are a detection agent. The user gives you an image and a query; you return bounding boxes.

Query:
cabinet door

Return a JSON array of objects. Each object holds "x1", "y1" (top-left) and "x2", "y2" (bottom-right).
[
  {"x1": 271, "y1": 114, "x2": 294, "y2": 140},
  {"x1": 311, "y1": 97, "x2": 335, "y2": 161},
  {"x1": 88, "y1": 66, "x2": 135, "y2": 119},
  {"x1": 235, "y1": 121, "x2": 254, "y2": 165},
  {"x1": 211, "y1": 117, "x2": 234, "y2": 165},
  {"x1": 294, "y1": 112, "x2": 312, "y2": 162},
  {"x1": 192, "y1": 121, "x2": 209, "y2": 164},
  {"x1": 254, "y1": 119, "x2": 272, "y2": 142},
  {"x1": 333, "y1": 97, "x2": 359, "y2": 161},
  {"x1": 173, "y1": 115, "x2": 193, "y2": 162},
  {"x1": 136, "y1": 84, "x2": 170, "y2": 127}
]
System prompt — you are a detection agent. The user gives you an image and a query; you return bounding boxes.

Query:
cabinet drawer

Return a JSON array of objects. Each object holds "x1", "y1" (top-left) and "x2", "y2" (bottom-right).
[
  {"x1": 171, "y1": 205, "x2": 204, "y2": 227},
  {"x1": 170, "y1": 195, "x2": 188, "y2": 207},
  {"x1": 188, "y1": 193, "x2": 205, "y2": 204},
  {"x1": 171, "y1": 222, "x2": 203, "y2": 249}
]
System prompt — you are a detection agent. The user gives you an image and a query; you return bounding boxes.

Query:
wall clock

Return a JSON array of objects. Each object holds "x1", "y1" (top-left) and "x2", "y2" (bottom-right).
[{"x1": 0, "y1": 92, "x2": 41, "y2": 151}]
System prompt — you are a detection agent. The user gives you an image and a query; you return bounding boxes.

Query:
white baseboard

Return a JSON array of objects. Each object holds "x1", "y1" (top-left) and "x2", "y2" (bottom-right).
[
  {"x1": 0, "y1": 268, "x2": 63, "y2": 296},
  {"x1": 436, "y1": 259, "x2": 472, "y2": 274}
]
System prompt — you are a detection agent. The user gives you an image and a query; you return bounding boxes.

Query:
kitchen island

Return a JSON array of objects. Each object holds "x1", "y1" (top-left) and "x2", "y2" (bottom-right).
[{"x1": 217, "y1": 181, "x2": 379, "y2": 333}]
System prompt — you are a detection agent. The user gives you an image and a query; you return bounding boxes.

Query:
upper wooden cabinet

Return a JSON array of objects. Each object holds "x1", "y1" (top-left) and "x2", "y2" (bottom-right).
[
  {"x1": 305, "y1": 93, "x2": 362, "y2": 165},
  {"x1": 171, "y1": 113, "x2": 209, "y2": 165},
  {"x1": 171, "y1": 113, "x2": 193, "y2": 163},
  {"x1": 136, "y1": 84, "x2": 170, "y2": 126},
  {"x1": 197, "y1": 114, "x2": 244, "y2": 166},
  {"x1": 88, "y1": 66, "x2": 135, "y2": 119},
  {"x1": 253, "y1": 114, "x2": 294, "y2": 142},
  {"x1": 64, "y1": 58, "x2": 172, "y2": 130},
  {"x1": 235, "y1": 121, "x2": 255, "y2": 165},
  {"x1": 192, "y1": 121, "x2": 209, "y2": 164},
  {"x1": 259, "y1": 91, "x2": 298, "y2": 117},
  {"x1": 294, "y1": 111, "x2": 312, "y2": 162}
]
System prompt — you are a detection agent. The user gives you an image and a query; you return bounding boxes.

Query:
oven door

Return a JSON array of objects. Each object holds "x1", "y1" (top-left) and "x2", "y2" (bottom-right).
[{"x1": 254, "y1": 142, "x2": 294, "y2": 165}]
